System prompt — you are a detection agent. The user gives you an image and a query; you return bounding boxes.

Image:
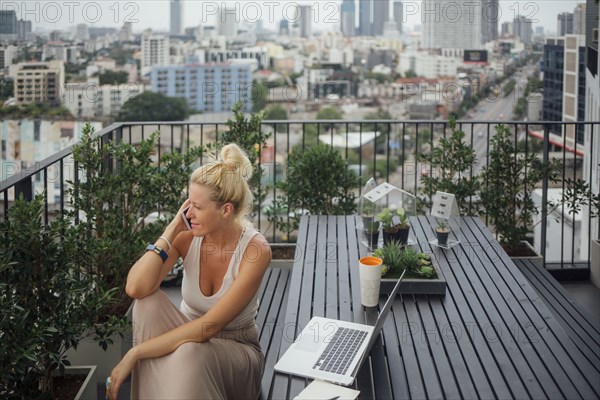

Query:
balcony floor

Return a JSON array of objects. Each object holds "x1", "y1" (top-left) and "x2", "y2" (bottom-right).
[{"x1": 560, "y1": 281, "x2": 600, "y2": 326}]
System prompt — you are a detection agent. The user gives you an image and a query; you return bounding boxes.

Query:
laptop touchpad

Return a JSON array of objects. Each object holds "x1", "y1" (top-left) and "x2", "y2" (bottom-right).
[{"x1": 295, "y1": 333, "x2": 324, "y2": 352}]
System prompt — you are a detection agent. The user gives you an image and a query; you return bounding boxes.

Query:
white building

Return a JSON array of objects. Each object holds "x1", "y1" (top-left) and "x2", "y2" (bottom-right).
[
  {"x1": 399, "y1": 50, "x2": 462, "y2": 79},
  {"x1": 422, "y1": 0, "x2": 482, "y2": 49},
  {"x1": 170, "y1": 0, "x2": 184, "y2": 36},
  {"x1": 141, "y1": 30, "x2": 170, "y2": 76},
  {"x1": 0, "y1": 45, "x2": 16, "y2": 70},
  {"x1": 299, "y1": 5, "x2": 313, "y2": 38},
  {"x1": 62, "y1": 82, "x2": 144, "y2": 118},
  {"x1": 218, "y1": 6, "x2": 237, "y2": 40},
  {"x1": 12, "y1": 61, "x2": 65, "y2": 105}
]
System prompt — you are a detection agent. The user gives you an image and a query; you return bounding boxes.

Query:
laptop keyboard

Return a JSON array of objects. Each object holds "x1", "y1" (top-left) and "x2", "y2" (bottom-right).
[{"x1": 313, "y1": 327, "x2": 368, "y2": 375}]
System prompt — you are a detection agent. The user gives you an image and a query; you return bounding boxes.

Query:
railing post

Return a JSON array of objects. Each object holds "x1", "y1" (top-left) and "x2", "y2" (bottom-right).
[{"x1": 540, "y1": 124, "x2": 550, "y2": 268}]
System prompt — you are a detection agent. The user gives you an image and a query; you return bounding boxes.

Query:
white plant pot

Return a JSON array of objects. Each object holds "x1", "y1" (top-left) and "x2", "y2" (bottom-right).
[
  {"x1": 591, "y1": 239, "x2": 600, "y2": 289},
  {"x1": 64, "y1": 365, "x2": 97, "y2": 400}
]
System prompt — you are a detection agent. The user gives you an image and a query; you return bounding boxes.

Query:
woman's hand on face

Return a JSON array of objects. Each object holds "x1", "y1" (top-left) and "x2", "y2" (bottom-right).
[
  {"x1": 169, "y1": 199, "x2": 191, "y2": 232},
  {"x1": 106, "y1": 351, "x2": 137, "y2": 400}
]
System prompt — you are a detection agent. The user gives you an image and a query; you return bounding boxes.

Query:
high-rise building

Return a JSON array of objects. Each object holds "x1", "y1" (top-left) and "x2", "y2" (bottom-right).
[
  {"x1": 141, "y1": 30, "x2": 170, "y2": 76},
  {"x1": 119, "y1": 22, "x2": 134, "y2": 42},
  {"x1": 341, "y1": 0, "x2": 356, "y2": 37},
  {"x1": 573, "y1": 3, "x2": 586, "y2": 35},
  {"x1": 372, "y1": 0, "x2": 389, "y2": 36},
  {"x1": 359, "y1": 0, "x2": 372, "y2": 36},
  {"x1": 422, "y1": 0, "x2": 482, "y2": 49},
  {"x1": 151, "y1": 63, "x2": 253, "y2": 113},
  {"x1": 501, "y1": 21, "x2": 512, "y2": 36},
  {"x1": 76, "y1": 24, "x2": 89, "y2": 42},
  {"x1": 170, "y1": 0, "x2": 184, "y2": 36},
  {"x1": 557, "y1": 12, "x2": 574, "y2": 35},
  {"x1": 513, "y1": 15, "x2": 533, "y2": 44},
  {"x1": 218, "y1": 6, "x2": 237, "y2": 39},
  {"x1": 299, "y1": 5, "x2": 312, "y2": 38},
  {"x1": 17, "y1": 19, "x2": 32, "y2": 41},
  {"x1": 0, "y1": 10, "x2": 18, "y2": 41},
  {"x1": 279, "y1": 20, "x2": 290, "y2": 36},
  {"x1": 583, "y1": 0, "x2": 600, "y2": 257},
  {"x1": 13, "y1": 61, "x2": 65, "y2": 105},
  {"x1": 481, "y1": 0, "x2": 498, "y2": 44},
  {"x1": 543, "y1": 35, "x2": 586, "y2": 142},
  {"x1": 393, "y1": 2, "x2": 403, "y2": 34},
  {"x1": 0, "y1": 46, "x2": 16, "y2": 70}
]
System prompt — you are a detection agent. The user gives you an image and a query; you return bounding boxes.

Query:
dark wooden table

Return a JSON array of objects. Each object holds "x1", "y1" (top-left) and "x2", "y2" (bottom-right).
[{"x1": 267, "y1": 215, "x2": 600, "y2": 399}]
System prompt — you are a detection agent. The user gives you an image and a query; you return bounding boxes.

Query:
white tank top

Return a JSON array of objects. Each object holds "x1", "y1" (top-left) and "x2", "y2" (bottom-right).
[{"x1": 180, "y1": 227, "x2": 260, "y2": 330}]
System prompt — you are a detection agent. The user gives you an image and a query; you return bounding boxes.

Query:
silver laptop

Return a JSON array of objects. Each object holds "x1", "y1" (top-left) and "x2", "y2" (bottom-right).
[{"x1": 275, "y1": 270, "x2": 405, "y2": 386}]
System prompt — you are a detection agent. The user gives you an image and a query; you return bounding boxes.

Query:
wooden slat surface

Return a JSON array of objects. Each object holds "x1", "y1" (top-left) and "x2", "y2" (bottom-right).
[{"x1": 267, "y1": 215, "x2": 600, "y2": 400}]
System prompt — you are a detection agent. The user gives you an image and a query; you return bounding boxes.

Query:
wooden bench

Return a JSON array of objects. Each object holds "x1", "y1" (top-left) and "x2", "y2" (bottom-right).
[
  {"x1": 514, "y1": 259, "x2": 600, "y2": 374},
  {"x1": 255, "y1": 266, "x2": 291, "y2": 399}
]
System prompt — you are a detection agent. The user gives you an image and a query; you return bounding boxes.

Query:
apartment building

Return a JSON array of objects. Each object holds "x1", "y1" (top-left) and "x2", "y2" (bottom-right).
[
  {"x1": 13, "y1": 61, "x2": 65, "y2": 105},
  {"x1": 63, "y1": 82, "x2": 144, "y2": 118},
  {"x1": 151, "y1": 63, "x2": 252, "y2": 113},
  {"x1": 141, "y1": 31, "x2": 170, "y2": 76}
]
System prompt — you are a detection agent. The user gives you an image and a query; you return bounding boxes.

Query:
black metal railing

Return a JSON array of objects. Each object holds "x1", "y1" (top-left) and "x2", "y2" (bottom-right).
[{"x1": 1, "y1": 120, "x2": 597, "y2": 275}]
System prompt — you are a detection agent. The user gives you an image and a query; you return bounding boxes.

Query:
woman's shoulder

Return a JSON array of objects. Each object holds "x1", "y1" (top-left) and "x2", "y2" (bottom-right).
[
  {"x1": 244, "y1": 231, "x2": 272, "y2": 264},
  {"x1": 173, "y1": 230, "x2": 196, "y2": 259}
]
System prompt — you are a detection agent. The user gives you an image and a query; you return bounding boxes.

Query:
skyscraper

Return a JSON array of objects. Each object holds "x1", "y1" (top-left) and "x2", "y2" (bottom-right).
[
  {"x1": 393, "y1": 1, "x2": 403, "y2": 34},
  {"x1": 557, "y1": 12, "x2": 574, "y2": 35},
  {"x1": 513, "y1": 15, "x2": 533, "y2": 44},
  {"x1": 341, "y1": 0, "x2": 356, "y2": 37},
  {"x1": 299, "y1": 5, "x2": 312, "y2": 38},
  {"x1": 359, "y1": 0, "x2": 372, "y2": 36},
  {"x1": 573, "y1": 3, "x2": 586, "y2": 35},
  {"x1": 481, "y1": 0, "x2": 498, "y2": 44},
  {"x1": 218, "y1": 6, "x2": 238, "y2": 39},
  {"x1": 170, "y1": 0, "x2": 184, "y2": 36},
  {"x1": 372, "y1": 0, "x2": 389, "y2": 36},
  {"x1": 422, "y1": 0, "x2": 482, "y2": 49}
]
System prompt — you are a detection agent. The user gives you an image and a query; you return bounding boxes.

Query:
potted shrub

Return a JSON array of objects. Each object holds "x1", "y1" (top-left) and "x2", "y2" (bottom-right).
[
  {"x1": 267, "y1": 143, "x2": 359, "y2": 236},
  {"x1": 377, "y1": 208, "x2": 398, "y2": 245},
  {"x1": 0, "y1": 195, "x2": 120, "y2": 398},
  {"x1": 374, "y1": 241, "x2": 404, "y2": 275},
  {"x1": 66, "y1": 123, "x2": 204, "y2": 384},
  {"x1": 479, "y1": 124, "x2": 561, "y2": 257},
  {"x1": 394, "y1": 207, "x2": 411, "y2": 245},
  {"x1": 435, "y1": 219, "x2": 450, "y2": 246},
  {"x1": 415, "y1": 115, "x2": 480, "y2": 216}
]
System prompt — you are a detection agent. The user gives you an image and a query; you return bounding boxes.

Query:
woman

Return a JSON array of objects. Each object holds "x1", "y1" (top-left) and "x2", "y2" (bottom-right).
[{"x1": 107, "y1": 143, "x2": 272, "y2": 399}]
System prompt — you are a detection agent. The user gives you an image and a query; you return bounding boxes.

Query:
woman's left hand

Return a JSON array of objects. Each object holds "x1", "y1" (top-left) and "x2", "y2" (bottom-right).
[{"x1": 106, "y1": 350, "x2": 137, "y2": 400}]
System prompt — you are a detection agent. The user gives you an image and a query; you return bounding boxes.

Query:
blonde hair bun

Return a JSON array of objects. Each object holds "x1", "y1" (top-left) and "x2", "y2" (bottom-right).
[{"x1": 220, "y1": 143, "x2": 253, "y2": 182}]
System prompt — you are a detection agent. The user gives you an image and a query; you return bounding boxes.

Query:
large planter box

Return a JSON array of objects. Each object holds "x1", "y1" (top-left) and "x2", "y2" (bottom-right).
[
  {"x1": 64, "y1": 303, "x2": 133, "y2": 388},
  {"x1": 509, "y1": 240, "x2": 544, "y2": 269},
  {"x1": 381, "y1": 254, "x2": 447, "y2": 295},
  {"x1": 269, "y1": 243, "x2": 296, "y2": 270},
  {"x1": 591, "y1": 239, "x2": 600, "y2": 289},
  {"x1": 57, "y1": 365, "x2": 97, "y2": 400}
]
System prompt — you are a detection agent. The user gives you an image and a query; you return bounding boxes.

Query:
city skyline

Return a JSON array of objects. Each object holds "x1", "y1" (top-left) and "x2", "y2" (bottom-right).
[{"x1": 2, "y1": 0, "x2": 585, "y2": 36}]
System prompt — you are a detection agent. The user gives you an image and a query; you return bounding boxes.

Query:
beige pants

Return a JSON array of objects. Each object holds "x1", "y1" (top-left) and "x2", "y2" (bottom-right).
[{"x1": 130, "y1": 290, "x2": 264, "y2": 400}]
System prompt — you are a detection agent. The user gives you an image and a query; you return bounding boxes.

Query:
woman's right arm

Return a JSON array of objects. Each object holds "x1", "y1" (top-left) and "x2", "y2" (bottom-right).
[{"x1": 125, "y1": 204, "x2": 191, "y2": 299}]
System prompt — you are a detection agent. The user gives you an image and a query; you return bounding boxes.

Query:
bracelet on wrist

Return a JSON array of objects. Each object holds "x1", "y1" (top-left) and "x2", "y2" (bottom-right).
[
  {"x1": 158, "y1": 236, "x2": 172, "y2": 253},
  {"x1": 146, "y1": 244, "x2": 168, "y2": 262}
]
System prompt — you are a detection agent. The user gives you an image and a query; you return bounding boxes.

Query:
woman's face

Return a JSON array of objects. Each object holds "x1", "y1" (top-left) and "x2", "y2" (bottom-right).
[{"x1": 186, "y1": 184, "x2": 223, "y2": 236}]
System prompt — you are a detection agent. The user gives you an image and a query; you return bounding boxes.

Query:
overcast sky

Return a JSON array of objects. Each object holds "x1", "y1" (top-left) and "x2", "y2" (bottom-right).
[{"x1": 3, "y1": 0, "x2": 584, "y2": 35}]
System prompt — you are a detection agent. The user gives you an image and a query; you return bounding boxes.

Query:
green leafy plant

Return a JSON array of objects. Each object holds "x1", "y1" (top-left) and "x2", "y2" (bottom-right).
[
  {"x1": 67, "y1": 123, "x2": 204, "y2": 315},
  {"x1": 0, "y1": 195, "x2": 122, "y2": 397},
  {"x1": 479, "y1": 124, "x2": 561, "y2": 252},
  {"x1": 213, "y1": 102, "x2": 271, "y2": 218},
  {"x1": 396, "y1": 207, "x2": 409, "y2": 228},
  {"x1": 415, "y1": 116, "x2": 480, "y2": 215},
  {"x1": 374, "y1": 241, "x2": 404, "y2": 273},
  {"x1": 377, "y1": 208, "x2": 396, "y2": 231},
  {"x1": 366, "y1": 220, "x2": 381, "y2": 233},
  {"x1": 436, "y1": 219, "x2": 449, "y2": 232},
  {"x1": 267, "y1": 143, "x2": 359, "y2": 236}
]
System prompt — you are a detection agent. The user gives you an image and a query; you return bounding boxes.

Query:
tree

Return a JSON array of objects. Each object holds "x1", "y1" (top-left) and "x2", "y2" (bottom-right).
[
  {"x1": 316, "y1": 106, "x2": 343, "y2": 131},
  {"x1": 116, "y1": 92, "x2": 190, "y2": 121},
  {"x1": 404, "y1": 69, "x2": 418, "y2": 78},
  {"x1": 251, "y1": 81, "x2": 269, "y2": 112},
  {"x1": 264, "y1": 105, "x2": 288, "y2": 133},
  {"x1": 99, "y1": 70, "x2": 129, "y2": 85}
]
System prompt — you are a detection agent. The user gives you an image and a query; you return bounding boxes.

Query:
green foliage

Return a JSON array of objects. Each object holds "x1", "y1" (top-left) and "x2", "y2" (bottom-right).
[
  {"x1": 99, "y1": 70, "x2": 129, "y2": 85},
  {"x1": 415, "y1": 116, "x2": 480, "y2": 215},
  {"x1": 316, "y1": 106, "x2": 343, "y2": 121},
  {"x1": 0, "y1": 103, "x2": 73, "y2": 118},
  {"x1": 213, "y1": 102, "x2": 271, "y2": 218},
  {"x1": 268, "y1": 143, "x2": 359, "y2": 234},
  {"x1": 404, "y1": 69, "x2": 417, "y2": 78},
  {"x1": 480, "y1": 124, "x2": 561, "y2": 250},
  {"x1": 374, "y1": 241, "x2": 404, "y2": 272},
  {"x1": 0, "y1": 194, "x2": 123, "y2": 397},
  {"x1": 0, "y1": 77, "x2": 14, "y2": 101},
  {"x1": 377, "y1": 208, "x2": 395, "y2": 229},
  {"x1": 67, "y1": 123, "x2": 204, "y2": 313},
  {"x1": 251, "y1": 81, "x2": 269, "y2": 112},
  {"x1": 117, "y1": 91, "x2": 190, "y2": 122},
  {"x1": 503, "y1": 79, "x2": 516, "y2": 96},
  {"x1": 264, "y1": 105, "x2": 288, "y2": 133},
  {"x1": 513, "y1": 76, "x2": 543, "y2": 119},
  {"x1": 109, "y1": 44, "x2": 134, "y2": 65}
]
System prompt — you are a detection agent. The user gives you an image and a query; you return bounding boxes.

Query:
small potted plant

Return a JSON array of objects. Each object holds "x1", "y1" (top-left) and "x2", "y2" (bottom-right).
[
  {"x1": 394, "y1": 207, "x2": 411, "y2": 245},
  {"x1": 377, "y1": 208, "x2": 398, "y2": 245},
  {"x1": 435, "y1": 219, "x2": 450, "y2": 246},
  {"x1": 365, "y1": 220, "x2": 381, "y2": 251},
  {"x1": 374, "y1": 241, "x2": 404, "y2": 276}
]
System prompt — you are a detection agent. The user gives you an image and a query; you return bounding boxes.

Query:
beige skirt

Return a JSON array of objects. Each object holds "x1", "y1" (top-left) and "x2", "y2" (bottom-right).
[{"x1": 130, "y1": 290, "x2": 264, "y2": 400}]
